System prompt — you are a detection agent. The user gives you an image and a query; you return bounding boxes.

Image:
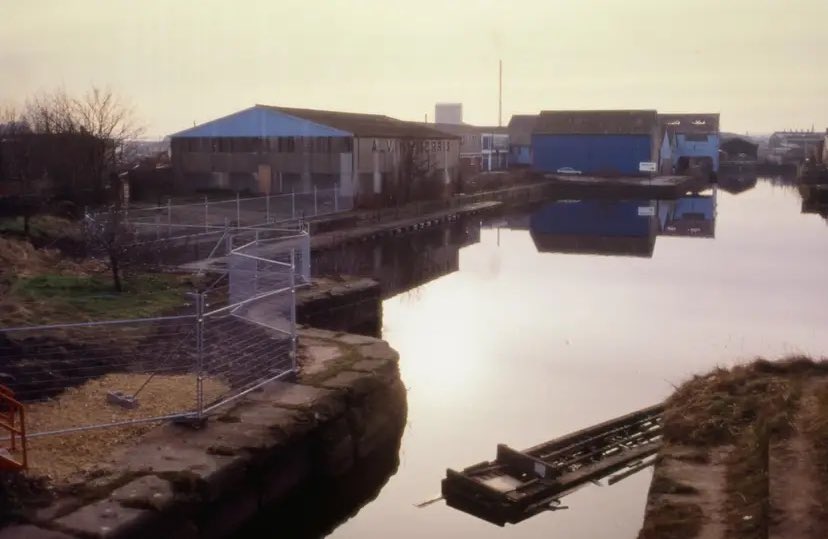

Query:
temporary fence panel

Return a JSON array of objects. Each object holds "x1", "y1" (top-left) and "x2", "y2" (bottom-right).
[
  {"x1": 200, "y1": 246, "x2": 297, "y2": 414},
  {"x1": 0, "y1": 312, "x2": 200, "y2": 436}
]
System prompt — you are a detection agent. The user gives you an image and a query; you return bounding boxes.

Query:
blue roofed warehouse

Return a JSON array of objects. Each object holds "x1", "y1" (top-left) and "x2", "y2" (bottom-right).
[
  {"x1": 169, "y1": 105, "x2": 460, "y2": 209},
  {"x1": 532, "y1": 110, "x2": 659, "y2": 177}
]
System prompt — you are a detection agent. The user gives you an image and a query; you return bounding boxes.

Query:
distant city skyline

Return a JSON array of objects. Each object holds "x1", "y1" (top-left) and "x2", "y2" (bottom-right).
[{"x1": 2, "y1": 0, "x2": 827, "y2": 139}]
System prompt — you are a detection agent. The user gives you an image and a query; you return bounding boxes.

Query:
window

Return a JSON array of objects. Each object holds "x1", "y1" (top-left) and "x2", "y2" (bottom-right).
[{"x1": 277, "y1": 137, "x2": 295, "y2": 153}]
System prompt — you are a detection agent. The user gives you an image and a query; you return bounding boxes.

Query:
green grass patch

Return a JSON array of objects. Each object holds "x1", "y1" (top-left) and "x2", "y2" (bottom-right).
[{"x1": 9, "y1": 273, "x2": 191, "y2": 322}]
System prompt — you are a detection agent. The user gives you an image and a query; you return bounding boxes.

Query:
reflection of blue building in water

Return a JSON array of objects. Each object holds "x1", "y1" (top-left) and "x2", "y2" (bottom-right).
[
  {"x1": 529, "y1": 199, "x2": 658, "y2": 257},
  {"x1": 657, "y1": 192, "x2": 717, "y2": 238}
]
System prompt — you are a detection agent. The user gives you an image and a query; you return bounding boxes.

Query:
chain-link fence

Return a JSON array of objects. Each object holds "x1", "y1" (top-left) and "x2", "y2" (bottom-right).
[{"x1": 0, "y1": 230, "x2": 308, "y2": 438}]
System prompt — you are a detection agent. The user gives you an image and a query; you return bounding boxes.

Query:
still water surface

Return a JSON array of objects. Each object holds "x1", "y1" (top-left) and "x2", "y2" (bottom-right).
[{"x1": 318, "y1": 179, "x2": 828, "y2": 538}]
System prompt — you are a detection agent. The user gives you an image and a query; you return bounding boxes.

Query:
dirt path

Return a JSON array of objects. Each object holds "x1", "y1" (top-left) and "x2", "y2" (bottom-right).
[
  {"x1": 768, "y1": 379, "x2": 827, "y2": 539},
  {"x1": 638, "y1": 445, "x2": 730, "y2": 539}
]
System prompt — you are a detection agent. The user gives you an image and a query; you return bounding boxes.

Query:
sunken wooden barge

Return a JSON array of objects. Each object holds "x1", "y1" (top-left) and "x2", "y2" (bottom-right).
[{"x1": 441, "y1": 404, "x2": 664, "y2": 526}]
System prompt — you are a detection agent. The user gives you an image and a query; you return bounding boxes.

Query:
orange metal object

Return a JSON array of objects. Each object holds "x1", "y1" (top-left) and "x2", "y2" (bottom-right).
[{"x1": 0, "y1": 384, "x2": 27, "y2": 471}]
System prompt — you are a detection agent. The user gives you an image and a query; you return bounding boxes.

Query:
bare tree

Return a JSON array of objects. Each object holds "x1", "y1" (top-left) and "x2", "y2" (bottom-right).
[
  {"x1": 22, "y1": 87, "x2": 144, "y2": 202},
  {"x1": 82, "y1": 203, "x2": 139, "y2": 292},
  {"x1": 397, "y1": 139, "x2": 437, "y2": 204}
]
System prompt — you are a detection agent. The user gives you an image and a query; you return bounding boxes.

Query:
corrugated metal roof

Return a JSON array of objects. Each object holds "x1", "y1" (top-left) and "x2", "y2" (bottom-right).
[
  {"x1": 534, "y1": 110, "x2": 658, "y2": 135},
  {"x1": 658, "y1": 113, "x2": 720, "y2": 134},
  {"x1": 508, "y1": 115, "x2": 538, "y2": 145},
  {"x1": 170, "y1": 106, "x2": 350, "y2": 138},
  {"x1": 264, "y1": 106, "x2": 458, "y2": 139}
]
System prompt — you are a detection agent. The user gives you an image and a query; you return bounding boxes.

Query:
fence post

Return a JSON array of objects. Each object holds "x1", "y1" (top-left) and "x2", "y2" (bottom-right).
[
  {"x1": 314, "y1": 186, "x2": 318, "y2": 216},
  {"x1": 167, "y1": 198, "x2": 172, "y2": 237},
  {"x1": 196, "y1": 293, "x2": 204, "y2": 419},
  {"x1": 266, "y1": 194, "x2": 271, "y2": 223},
  {"x1": 289, "y1": 249, "x2": 297, "y2": 371},
  {"x1": 236, "y1": 192, "x2": 241, "y2": 227},
  {"x1": 155, "y1": 215, "x2": 161, "y2": 240},
  {"x1": 334, "y1": 183, "x2": 339, "y2": 212},
  {"x1": 204, "y1": 195, "x2": 209, "y2": 233},
  {"x1": 291, "y1": 190, "x2": 296, "y2": 220}
]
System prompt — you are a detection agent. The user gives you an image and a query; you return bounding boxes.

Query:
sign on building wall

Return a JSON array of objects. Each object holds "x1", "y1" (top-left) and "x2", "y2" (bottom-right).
[
  {"x1": 639, "y1": 162, "x2": 657, "y2": 172},
  {"x1": 371, "y1": 139, "x2": 452, "y2": 152}
]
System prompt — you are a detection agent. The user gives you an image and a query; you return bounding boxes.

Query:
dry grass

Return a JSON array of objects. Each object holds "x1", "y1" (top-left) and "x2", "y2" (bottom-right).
[
  {"x1": 651, "y1": 356, "x2": 828, "y2": 538},
  {"x1": 661, "y1": 357, "x2": 823, "y2": 447},
  {"x1": 0, "y1": 237, "x2": 89, "y2": 281},
  {"x1": 22, "y1": 373, "x2": 228, "y2": 484}
]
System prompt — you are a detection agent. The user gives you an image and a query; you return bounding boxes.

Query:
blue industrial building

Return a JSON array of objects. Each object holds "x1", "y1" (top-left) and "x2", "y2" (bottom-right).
[
  {"x1": 507, "y1": 114, "x2": 537, "y2": 167},
  {"x1": 531, "y1": 110, "x2": 659, "y2": 177},
  {"x1": 658, "y1": 114, "x2": 720, "y2": 176},
  {"x1": 528, "y1": 199, "x2": 657, "y2": 257}
]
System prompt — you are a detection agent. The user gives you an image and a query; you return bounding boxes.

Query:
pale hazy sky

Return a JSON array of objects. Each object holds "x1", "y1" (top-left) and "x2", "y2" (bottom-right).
[{"x1": 2, "y1": 0, "x2": 826, "y2": 138}]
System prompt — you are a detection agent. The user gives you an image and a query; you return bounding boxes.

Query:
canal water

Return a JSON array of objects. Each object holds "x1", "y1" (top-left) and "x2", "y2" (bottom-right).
[{"x1": 282, "y1": 178, "x2": 828, "y2": 537}]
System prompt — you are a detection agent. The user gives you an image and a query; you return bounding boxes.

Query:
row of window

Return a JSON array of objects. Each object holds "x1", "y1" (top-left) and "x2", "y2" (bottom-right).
[
  {"x1": 177, "y1": 136, "x2": 354, "y2": 154},
  {"x1": 177, "y1": 136, "x2": 461, "y2": 154}
]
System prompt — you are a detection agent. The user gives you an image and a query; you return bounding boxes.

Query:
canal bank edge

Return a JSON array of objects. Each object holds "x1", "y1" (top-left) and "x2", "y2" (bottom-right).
[
  {"x1": 637, "y1": 357, "x2": 828, "y2": 539},
  {"x1": 2, "y1": 328, "x2": 406, "y2": 539}
]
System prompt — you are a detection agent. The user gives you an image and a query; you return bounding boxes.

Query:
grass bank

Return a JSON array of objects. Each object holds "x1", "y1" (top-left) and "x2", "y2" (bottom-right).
[{"x1": 641, "y1": 357, "x2": 828, "y2": 539}]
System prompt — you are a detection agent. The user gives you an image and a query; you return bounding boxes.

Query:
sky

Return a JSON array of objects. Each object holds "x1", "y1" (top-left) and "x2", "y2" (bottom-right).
[{"x1": 2, "y1": 0, "x2": 827, "y2": 138}]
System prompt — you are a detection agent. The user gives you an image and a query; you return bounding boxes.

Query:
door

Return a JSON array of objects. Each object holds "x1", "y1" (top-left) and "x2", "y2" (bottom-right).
[
  {"x1": 339, "y1": 152, "x2": 354, "y2": 196},
  {"x1": 257, "y1": 164, "x2": 271, "y2": 195}
]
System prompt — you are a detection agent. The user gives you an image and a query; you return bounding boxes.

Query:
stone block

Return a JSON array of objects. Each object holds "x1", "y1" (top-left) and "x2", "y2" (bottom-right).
[
  {"x1": 205, "y1": 416, "x2": 291, "y2": 452},
  {"x1": 316, "y1": 370, "x2": 377, "y2": 400},
  {"x1": 358, "y1": 342, "x2": 400, "y2": 363},
  {"x1": 337, "y1": 334, "x2": 381, "y2": 346},
  {"x1": 110, "y1": 475, "x2": 175, "y2": 511},
  {"x1": 234, "y1": 403, "x2": 314, "y2": 439},
  {"x1": 116, "y1": 441, "x2": 247, "y2": 503},
  {"x1": 248, "y1": 381, "x2": 345, "y2": 419},
  {"x1": 297, "y1": 328, "x2": 339, "y2": 341},
  {"x1": 32, "y1": 497, "x2": 84, "y2": 523},
  {"x1": 0, "y1": 525, "x2": 73, "y2": 539},
  {"x1": 54, "y1": 499, "x2": 155, "y2": 539},
  {"x1": 350, "y1": 359, "x2": 397, "y2": 379}
]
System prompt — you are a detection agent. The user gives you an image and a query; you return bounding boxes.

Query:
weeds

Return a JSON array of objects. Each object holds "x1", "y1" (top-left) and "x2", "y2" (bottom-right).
[{"x1": 662, "y1": 357, "x2": 816, "y2": 447}]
